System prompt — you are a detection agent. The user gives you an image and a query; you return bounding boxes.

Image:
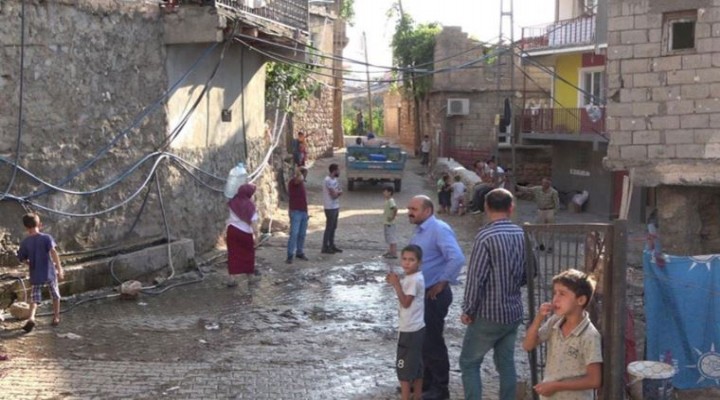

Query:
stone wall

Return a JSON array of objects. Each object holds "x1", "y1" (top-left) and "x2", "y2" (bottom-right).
[
  {"x1": 604, "y1": 0, "x2": 720, "y2": 186},
  {"x1": 657, "y1": 185, "x2": 720, "y2": 255},
  {"x1": 0, "y1": 1, "x2": 277, "y2": 264}
]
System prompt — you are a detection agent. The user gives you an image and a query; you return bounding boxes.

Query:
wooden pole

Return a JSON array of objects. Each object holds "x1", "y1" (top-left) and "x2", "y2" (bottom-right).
[{"x1": 363, "y1": 32, "x2": 373, "y2": 134}]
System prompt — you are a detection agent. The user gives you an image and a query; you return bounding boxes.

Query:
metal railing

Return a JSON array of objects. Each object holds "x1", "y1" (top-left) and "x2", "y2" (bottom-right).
[
  {"x1": 521, "y1": 15, "x2": 596, "y2": 51},
  {"x1": 520, "y1": 107, "x2": 606, "y2": 135},
  {"x1": 215, "y1": 0, "x2": 308, "y2": 33},
  {"x1": 523, "y1": 222, "x2": 627, "y2": 400}
]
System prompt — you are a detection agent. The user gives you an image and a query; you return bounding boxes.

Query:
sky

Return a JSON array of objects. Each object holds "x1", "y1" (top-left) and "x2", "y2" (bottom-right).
[{"x1": 343, "y1": 0, "x2": 556, "y2": 83}]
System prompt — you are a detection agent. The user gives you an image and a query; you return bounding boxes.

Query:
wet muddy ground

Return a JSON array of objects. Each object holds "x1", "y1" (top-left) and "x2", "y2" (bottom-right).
[{"x1": 1, "y1": 152, "x2": 711, "y2": 399}]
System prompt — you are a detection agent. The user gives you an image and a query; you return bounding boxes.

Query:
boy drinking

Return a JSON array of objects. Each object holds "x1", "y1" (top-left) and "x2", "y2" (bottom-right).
[
  {"x1": 386, "y1": 245, "x2": 425, "y2": 400},
  {"x1": 382, "y1": 186, "x2": 398, "y2": 259},
  {"x1": 523, "y1": 269, "x2": 602, "y2": 399},
  {"x1": 17, "y1": 213, "x2": 64, "y2": 332}
]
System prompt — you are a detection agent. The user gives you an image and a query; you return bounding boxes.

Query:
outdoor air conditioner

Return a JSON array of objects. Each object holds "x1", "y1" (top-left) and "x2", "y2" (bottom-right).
[
  {"x1": 498, "y1": 133, "x2": 511, "y2": 147},
  {"x1": 447, "y1": 98, "x2": 470, "y2": 116}
]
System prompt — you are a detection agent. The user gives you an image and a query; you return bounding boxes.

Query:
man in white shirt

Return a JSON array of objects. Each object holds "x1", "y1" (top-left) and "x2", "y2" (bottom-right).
[
  {"x1": 322, "y1": 163, "x2": 343, "y2": 254},
  {"x1": 421, "y1": 135, "x2": 431, "y2": 166}
]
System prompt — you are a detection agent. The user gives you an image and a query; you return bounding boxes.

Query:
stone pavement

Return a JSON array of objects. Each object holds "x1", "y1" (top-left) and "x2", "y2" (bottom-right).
[{"x1": 0, "y1": 151, "x2": 652, "y2": 399}]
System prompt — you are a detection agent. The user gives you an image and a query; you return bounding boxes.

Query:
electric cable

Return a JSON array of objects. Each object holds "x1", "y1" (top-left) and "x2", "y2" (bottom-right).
[{"x1": 24, "y1": 42, "x2": 222, "y2": 200}]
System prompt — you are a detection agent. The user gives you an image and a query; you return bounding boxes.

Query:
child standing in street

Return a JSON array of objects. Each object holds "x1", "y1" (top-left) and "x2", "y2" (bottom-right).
[
  {"x1": 523, "y1": 269, "x2": 603, "y2": 399},
  {"x1": 17, "y1": 213, "x2": 64, "y2": 332},
  {"x1": 382, "y1": 186, "x2": 399, "y2": 259},
  {"x1": 386, "y1": 245, "x2": 425, "y2": 400},
  {"x1": 450, "y1": 175, "x2": 467, "y2": 215},
  {"x1": 437, "y1": 174, "x2": 451, "y2": 214}
]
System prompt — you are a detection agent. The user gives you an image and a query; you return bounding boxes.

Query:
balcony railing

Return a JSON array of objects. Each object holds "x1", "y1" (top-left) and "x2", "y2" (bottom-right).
[
  {"x1": 215, "y1": 0, "x2": 308, "y2": 33},
  {"x1": 520, "y1": 107, "x2": 606, "y2": 135},
  {"x1": 521, "y1": 15, "x2": 596, "y2": 51}
]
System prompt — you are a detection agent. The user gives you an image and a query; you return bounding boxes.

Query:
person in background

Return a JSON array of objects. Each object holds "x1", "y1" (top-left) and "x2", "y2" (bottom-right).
[
  {"x1": 450, "y1": 175, "x2": 466, "y2": 216},
  {"x1": 382, "y1": 186, "x2": 399, "y2": 259},
  {"x1": 407, "y1": 195, "x2": 465, "y2": 400},
  {"x1": 523, "y1": 269, "x2": 602, "y2": 399},
  {"x1": 420, "y1": 135, "x2": 431, "y2": 166},
  {"x1": 292, "y1": 131, "x2": 308, "y2": 167},
  {"x1": 286, "y1": 168, "x2": 309, "y2": 264},
  {"x1": 321, "y1": 163, "x2": 343, "y2": 254},
  {"x1": 436, "y1": 174, "x2": 452, "y2": 214},
  {"x1": 226, "y1": 184, "x2": 259, "y2": 287}
]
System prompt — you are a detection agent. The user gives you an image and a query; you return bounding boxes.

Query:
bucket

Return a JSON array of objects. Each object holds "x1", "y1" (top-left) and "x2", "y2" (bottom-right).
[{"x1": 627, "y1": 361, "x2": 676, "y2": 400}]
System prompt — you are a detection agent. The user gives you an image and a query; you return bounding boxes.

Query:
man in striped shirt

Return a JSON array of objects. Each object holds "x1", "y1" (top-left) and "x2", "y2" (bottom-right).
[{"x1": 459, "y1": 188, "x2": 528, "y2": 400}]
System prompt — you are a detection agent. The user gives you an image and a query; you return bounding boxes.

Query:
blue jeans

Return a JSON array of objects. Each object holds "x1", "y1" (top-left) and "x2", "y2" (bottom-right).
[
  {"x1": 459, "y1": 317, "x2": 520, "y2": 400},
  {"x1": 287, "y1": 210, "x2": 308, "y2": 259}
]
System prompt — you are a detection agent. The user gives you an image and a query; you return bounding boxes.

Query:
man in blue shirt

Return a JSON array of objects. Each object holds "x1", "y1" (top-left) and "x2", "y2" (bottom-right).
[
  {"x1": 459, "y1": 188, "x2": 527, "y2": 400},
  {"x1": 408, "y1": 195, "x2": 465, "y2": 400}
]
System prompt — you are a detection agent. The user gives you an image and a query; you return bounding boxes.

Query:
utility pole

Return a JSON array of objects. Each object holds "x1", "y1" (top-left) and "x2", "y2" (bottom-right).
[
  {"x1": 498, "y1": 0, "x2": 516, "y2": 187},
  {"x1": 363, "y1": 32, "x2": 373, "y2": 134}
]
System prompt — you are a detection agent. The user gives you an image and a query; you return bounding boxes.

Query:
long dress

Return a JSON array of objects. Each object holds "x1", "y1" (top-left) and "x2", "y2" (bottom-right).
[{"x1": 227, "y1": 210, "x2": 257, "y2": 275}]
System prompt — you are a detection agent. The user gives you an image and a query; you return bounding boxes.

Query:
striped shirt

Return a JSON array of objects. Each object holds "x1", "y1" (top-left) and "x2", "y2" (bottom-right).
[{"x1": 462, "y1": 219, "x2": 527, "y2": 324}]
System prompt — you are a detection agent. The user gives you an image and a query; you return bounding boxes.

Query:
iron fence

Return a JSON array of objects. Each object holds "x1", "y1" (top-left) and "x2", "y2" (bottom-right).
[
  {"x1": 521, "y1": 15, "x2": 596, "y2": 51},
  {"x1": 520, "y1": 107, "x2": 606, "y2": 135},
  {"x1": 523, "y1": 222, "x2": 627, "y2": 400},
  {"x1": 215, "y1": 0, "x2": 308, "y2": 32}
]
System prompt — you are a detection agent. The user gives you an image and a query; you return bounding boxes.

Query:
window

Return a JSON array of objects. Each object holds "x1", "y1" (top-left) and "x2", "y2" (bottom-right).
[
  {"x1": 664, "y1": 10, "x2": 697, "y2": 53},
  {"x1": 580, "y1": 69, "x2": 604, "y2": 106}
]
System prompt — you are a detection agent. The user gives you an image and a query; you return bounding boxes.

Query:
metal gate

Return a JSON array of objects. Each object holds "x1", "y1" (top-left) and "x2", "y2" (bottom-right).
[{"x1": 523, "y1": 221, "x2": 627, "y2": 400}]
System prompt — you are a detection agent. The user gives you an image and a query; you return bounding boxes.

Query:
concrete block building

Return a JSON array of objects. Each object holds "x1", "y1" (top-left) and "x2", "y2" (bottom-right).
[{"x1": 604, "y1": 0, "x2": 720, "y2": 255}]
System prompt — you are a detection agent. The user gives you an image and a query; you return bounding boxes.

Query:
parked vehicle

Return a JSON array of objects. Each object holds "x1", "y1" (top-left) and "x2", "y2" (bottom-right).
[{"x1": 345, "y1": 145, "x2": 407, "y2": 192}]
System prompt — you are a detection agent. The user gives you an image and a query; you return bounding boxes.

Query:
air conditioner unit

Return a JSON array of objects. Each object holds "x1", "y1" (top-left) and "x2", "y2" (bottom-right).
[{"x1": 447, "y1": 98, "x2": 470, "y2": 116}]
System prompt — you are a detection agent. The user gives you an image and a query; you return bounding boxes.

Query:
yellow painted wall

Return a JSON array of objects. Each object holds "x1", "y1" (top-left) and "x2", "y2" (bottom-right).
[{"x1": 554, "y1": 53, "x2": 582, "y2": 108}]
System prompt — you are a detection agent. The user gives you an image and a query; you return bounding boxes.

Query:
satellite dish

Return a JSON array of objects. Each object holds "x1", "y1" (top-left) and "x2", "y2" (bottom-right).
[{"x1": 586, "y1": 104, "x2": 602, "y2": 123}]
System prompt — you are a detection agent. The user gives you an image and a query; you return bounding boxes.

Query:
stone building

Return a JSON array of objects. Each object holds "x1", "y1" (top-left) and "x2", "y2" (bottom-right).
[
  {"x1": 0, "y1": 0, "x2": 309, "y2": 265},
  {"x1": 420, "y1": 26, "x2": 552, "y2": 184},
  {"x1": 604, "y1": 0, "x2": 720, "y2": 254},
  {"x1": 284, "y1": 1, "x2": 347, "y2": 162}
]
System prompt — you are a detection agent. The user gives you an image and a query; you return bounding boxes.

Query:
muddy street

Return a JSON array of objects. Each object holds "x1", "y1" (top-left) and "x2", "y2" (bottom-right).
[{"x1": 1, "y1": 152, "x2": 614, "y2": 399}]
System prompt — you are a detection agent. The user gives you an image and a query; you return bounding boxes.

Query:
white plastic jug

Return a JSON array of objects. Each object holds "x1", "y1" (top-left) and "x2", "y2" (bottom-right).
[{"x1": 224, "y1": 162, "x2": 248, "y2": 199}]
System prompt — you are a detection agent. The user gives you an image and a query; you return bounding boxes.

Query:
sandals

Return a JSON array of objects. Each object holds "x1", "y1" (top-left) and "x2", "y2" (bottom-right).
[
  {"x1": 51, "y1": 317, "x2": 60, "y2": 326},
  {"x1": 22, "y1": 320, "x2": 35, "y2": 333}
]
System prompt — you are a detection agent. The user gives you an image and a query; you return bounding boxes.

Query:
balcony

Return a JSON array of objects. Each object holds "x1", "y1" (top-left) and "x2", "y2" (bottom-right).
[
  {"x1": 520, "y1": 107, "x2": 607, "y2": 143},
  {"x1": 215, "y1": 0, "x2": 309, "y2": 34},
  {"x1": 521, "y1": 15, "x2": 596, "y2": 53}
]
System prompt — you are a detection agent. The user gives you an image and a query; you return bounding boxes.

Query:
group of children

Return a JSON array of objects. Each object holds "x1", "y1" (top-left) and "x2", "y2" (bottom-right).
[
  {"x1": 436, "y1": 174, "x2": 467, "y2": 216},
  {"x1": 386, "y1": 246, "x2": 602, "y2": 400}
]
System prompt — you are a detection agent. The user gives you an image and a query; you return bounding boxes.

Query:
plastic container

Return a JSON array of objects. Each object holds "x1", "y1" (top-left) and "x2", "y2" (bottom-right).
[
  {"x1": 627, "y1": 361, "x2": 676, "y2": 400},
  {"x1": 224, "y1": 162, "x2": 248, "y2": 199}
]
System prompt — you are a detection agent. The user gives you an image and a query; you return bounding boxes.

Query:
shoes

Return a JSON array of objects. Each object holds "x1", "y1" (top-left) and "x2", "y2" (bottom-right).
[
  {"x1": 538, "y1": 244, "x2": 546, "y2": 251},
  {"x1": 22, "y1": 320, "x2": 35, "y2": 333},
  {"x1": 321, "y1": 247, "x2": 334, "y2": 254},
  {"x1": 331, "y1": 246, "x2": 343, "y2": 253},
  {"x1": 51, "y1": 317, "x2": 60, "y2": 327},
  {"x1": 226, "y1": 279, "x2": 239, "y2": 288},
  {"x1": 471, "y1": 209, "x2": 482, "y2": 215},
  {"x1": 295, "y1": 254, "x2": 309, "y2": 261},
  {"x1": 422, "y1": 387, "x2": 449, "y2": 400},
  {"x1": 383, "y1": 253, "x2": 398, "y2": 259},
  {"x1": 285, "y1": 258, "x2": 293, "y2": 264}
]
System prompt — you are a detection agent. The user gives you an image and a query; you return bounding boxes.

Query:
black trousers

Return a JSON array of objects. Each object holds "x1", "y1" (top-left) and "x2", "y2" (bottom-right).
[
  {"x1": 322, "y1": 208, "x2": 339, "y2": 249},
  {"x1": 423, "y1": 284, "x2": 453, "y2": 392},
  {"x1": 471, "y1": 185, "x2": 493, "y2": 212}
]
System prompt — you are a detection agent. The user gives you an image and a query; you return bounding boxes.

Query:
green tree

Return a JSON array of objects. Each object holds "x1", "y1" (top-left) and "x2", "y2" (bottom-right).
[
  {"x1": 265, "y1": 62, "x2": 319, "y2": 110},
  {"x1": 340, "y1": 0, "x2": 355, "y2": 25}
]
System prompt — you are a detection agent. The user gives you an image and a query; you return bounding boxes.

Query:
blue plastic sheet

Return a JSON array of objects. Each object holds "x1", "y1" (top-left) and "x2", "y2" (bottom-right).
[{"x1": 644, "y1": 250, "x2": 720, "y2": 389}]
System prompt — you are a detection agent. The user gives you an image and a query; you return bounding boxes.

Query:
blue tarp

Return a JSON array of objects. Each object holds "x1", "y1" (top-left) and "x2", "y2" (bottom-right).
[{"x1": 644, "y1": 250, "x2": 720, "y2": 389}]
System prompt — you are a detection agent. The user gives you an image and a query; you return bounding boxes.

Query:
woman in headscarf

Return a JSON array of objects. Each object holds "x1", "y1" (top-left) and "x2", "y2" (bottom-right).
[{"x1": 226, "y1": 183, "x2": 258, "y2": 287}]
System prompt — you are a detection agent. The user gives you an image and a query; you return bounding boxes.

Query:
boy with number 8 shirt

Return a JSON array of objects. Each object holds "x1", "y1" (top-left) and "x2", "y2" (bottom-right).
[
  {"x1": 523, "y1": 269, "x2": 603, "y2": 399},
  {"x1": 386, "y1": 245, "x2": 425, "y2": 400}
]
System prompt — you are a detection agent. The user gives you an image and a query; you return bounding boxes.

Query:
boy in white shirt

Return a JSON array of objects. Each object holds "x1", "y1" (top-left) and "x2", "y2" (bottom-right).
[
  {"x1": 450, "y1": 175, "x2": 467, "y2": 215},
  {"x1": 523, "y1": 269, "x2": 603, "y2": 400},
  {"x1": 386, "y1": 245, "x2": 426, "y2": 400}
]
